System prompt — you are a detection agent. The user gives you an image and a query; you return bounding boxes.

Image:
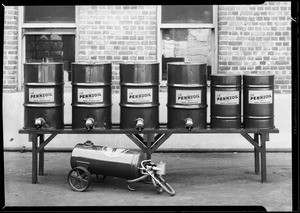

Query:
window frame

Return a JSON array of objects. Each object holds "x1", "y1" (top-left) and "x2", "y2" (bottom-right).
[
  {"x1": 17, "y1": 6, "x2": 79, "y2": 91},
  {"x1": 156, "y1": 5, "x2": 219, "y2": 86}
]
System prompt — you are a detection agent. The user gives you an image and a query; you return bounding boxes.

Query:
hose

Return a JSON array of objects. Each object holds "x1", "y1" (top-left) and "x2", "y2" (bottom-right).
[{"x1": 126, "y1": 174, "x2": 149, "y2": 183}]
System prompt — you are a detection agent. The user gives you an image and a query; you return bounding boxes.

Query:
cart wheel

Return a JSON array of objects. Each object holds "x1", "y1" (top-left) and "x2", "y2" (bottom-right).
[
  {"x1": 93, "y1": 174, "x2": 107, "y2": 183},
  {"x1": 67, "y1": 167, "x2": 91, "y2": 192}
]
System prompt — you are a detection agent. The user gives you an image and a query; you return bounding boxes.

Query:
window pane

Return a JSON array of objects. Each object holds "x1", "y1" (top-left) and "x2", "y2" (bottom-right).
[
  {"x1": 26, "y1": 34, "x2": 75, "y2": 81},
  {"x1": 161, "y1": 28, "x2": 213, "y2": 81},
  {"x1": 24, "y1": 6, "x2": 75, "y2": 23},
  {"x1": 161, "y1": 5, "x2": 213, "y2": 23}
]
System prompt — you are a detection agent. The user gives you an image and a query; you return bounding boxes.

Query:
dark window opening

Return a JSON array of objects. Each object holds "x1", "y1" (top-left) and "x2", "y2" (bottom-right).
[
  {"x1": 24, "y1": 6, "x2": 75, "y2": 23},
  {"x1": 161, "y1": 5, "x2": 213, "y2": 24},
  {"x1": 26, "y1": 34, "x2": 75, "y2": 81}
]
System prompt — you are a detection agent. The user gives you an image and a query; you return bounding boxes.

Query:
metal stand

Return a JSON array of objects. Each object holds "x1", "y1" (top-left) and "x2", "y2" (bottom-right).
[
  {"x1": 126, "y1": 133, "x2": 172, "y2": 159},
  {"x1": 20, "y1": 124, "x2": 278, "y2": 184},
  {"x1": 241, "y1": 133, "x2": 269, "y2": 183}
]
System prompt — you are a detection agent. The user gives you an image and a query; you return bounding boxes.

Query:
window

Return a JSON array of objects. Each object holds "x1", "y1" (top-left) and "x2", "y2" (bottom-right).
[
  {"x1": 25, "y1": 34, "x2": 75, "y2": 78},
  {"x1": 158, "y1": 5, "x2": 218, "y2": 83},
  {"x1": 161, "y1": 5, "x2": 213, "y2": 24},
  {"x1": 24, "y1": 6, "x2": 75, "y2": 23},
  {"x1": 18, "y1": 6, "x2": 77, "y2": 90}
]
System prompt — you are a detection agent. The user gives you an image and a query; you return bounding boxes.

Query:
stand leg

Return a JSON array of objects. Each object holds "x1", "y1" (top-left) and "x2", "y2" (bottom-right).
[
  {"x1": 39, "y1": 134, "x2": 45, "y2": 176},
  {"x1": 144, "y1": 134, "x2": 155, "y2": 159},
  {"x1": 31, "y1": 134, "x2": 38, "y2": 184},
  {"x1": 254, "y1": 133, "x2": 260, "y2": 174},
  {"x1": 260, "y1": 134, "x2": 267, "y2": 183}
]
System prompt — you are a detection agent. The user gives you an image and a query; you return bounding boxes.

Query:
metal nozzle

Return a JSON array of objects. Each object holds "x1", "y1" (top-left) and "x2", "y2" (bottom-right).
[
  {"x1": 185, "y1": 117, "x2": 193, "y2": 131},
  {"x1": 34, "y1": 117, "x2": 45, "y2": 129},
  {"x1": 136, "y1": 118, "x2": 144, "y2": 132},
  {"x1": 85, "y1": 118, "x2": 95, "y2": 131}
]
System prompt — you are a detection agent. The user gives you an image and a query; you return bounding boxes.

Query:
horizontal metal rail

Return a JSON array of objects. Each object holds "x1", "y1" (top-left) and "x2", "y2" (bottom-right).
[{"x1": 19, "y1": 124, "x2": 279, "y2": 134}]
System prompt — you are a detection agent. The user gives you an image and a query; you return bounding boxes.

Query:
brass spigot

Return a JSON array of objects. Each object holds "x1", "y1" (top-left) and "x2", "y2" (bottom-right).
[
  {"x1": 34, "y1": 117, "x2": 45, "y2": 129},
  {"x1": 85, "y1": 118, "x2": 95, "y2": 131},
  {"x1": 185, "y1": 117, "x2": 193, "y2": 131},
  {"x1": 136, "y1": 118, "x2": 144, "y2": 132}
]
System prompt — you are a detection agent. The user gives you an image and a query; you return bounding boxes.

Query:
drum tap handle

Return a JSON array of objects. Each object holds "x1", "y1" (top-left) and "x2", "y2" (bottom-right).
[
  {"x1": 136, "y1": 118, "x2": 144, "y2": 132},
  {"x1": 185, "y1": 117, "x2": 193, "y2": 131},
  {"x1": 85, "y1": 118, "x2": 95, "y2": 131},
  {"x1": 34, "y1": 117, "x2": 45, "y2": 129}
]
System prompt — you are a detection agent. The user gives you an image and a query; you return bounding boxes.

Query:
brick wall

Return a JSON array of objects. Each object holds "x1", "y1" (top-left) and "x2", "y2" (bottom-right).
[
  {"x1": 3, "y1": 6, "x2": 18, "y2": 92},
  {"x1": 2, "y1": 4, "x2": 292, "y2": 94},
  {"x1": 77, "y1": 5, "x2": 157, "y2": 93},
  {"x1": 218, "y1": 1, "x2": 291, "y2": 94}
]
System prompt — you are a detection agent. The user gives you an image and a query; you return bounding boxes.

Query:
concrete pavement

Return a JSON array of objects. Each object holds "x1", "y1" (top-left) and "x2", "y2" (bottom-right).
[{"x1": 3, "y1": 151, "x2": 292, "y2": 211}]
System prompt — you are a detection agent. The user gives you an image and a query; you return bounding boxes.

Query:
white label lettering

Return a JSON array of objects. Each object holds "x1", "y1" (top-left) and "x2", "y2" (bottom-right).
[
  {"x1": 176, "y1": 90, "x2": 201, "y2": 104},
  {"x1": 249, "y1": 90, "x2": 273, "y2": 104},
  {"x1": 29, "y1": 88, "x2": 55, "y2": 102},
  {"x1": 127, "y1": 88, "x2": 153, "y2": 103},
  {"x1": 215, "y1": 91, "x2": 239, "y2": 105},
  {"x1": 78, "y1": 88, "x2": 103, "y2": 103}
]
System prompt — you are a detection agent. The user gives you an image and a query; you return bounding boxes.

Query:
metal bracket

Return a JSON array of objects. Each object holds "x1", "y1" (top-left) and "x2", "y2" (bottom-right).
[
  {"x1": 151, "y1": 133, "x2": 172, "y2": 153},
  {"x1": 126, "y1": 133, "x2": 172, "y2": 157},
  {"x1": 37, "y1": 133, "x2": 57, "y2": 152},
  {"x1": 126, "y1": 134, "x2": 147, "y2": 151},
  {"x1": 261, "y1": 133, "x2": 269, "y2": 142},
  {"x1": 241, "y1": 133, "x2": 262, "y2": 152}
]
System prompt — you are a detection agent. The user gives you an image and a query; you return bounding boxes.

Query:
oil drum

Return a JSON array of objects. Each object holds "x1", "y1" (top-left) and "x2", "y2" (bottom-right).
[
  {"x1": 243, "y1": 74, "x2": 274, "y2": 129},
  {"x1": 210, "y1": 74, "x2": 241, "y2": 128},
  {"x1": 70, "y1": 141, "x2": 147, "y2": 179},
  {"x1": 23, "y1": 62, "x2": 64, "y2": 129},
  {"x1": 71, "y1": 63, "x2": 112, "y2": 130},
  {"x1": 119, "y1": 62, "x2": 159, "y2": 131},
  {"x1": 167, "y1": 62, "x2": 207, "y2": 130}
]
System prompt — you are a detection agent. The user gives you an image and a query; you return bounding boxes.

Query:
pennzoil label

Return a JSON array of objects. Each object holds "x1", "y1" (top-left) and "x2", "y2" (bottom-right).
[
  {"x1": 78, "y1": 88, "x2": 103, "y2": 103},
  {"x1": 215, "y1": 91, "x2": 239, "y2": 105},
  {"x1": 101, "y1": 146, "x2": 129, "y2": 158},
  {"x1": 176, "y1": 90, "x2": 201, "y2": 104},
  {"x1": 127, "y1": 88, "x2": 153, "y2": 103},
  {"x1": 249, "y1": 90, "x2": 273, "y2": 104},
  {"x1": 29, "y1": 88, "x2": 54, "y2": 102}
]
